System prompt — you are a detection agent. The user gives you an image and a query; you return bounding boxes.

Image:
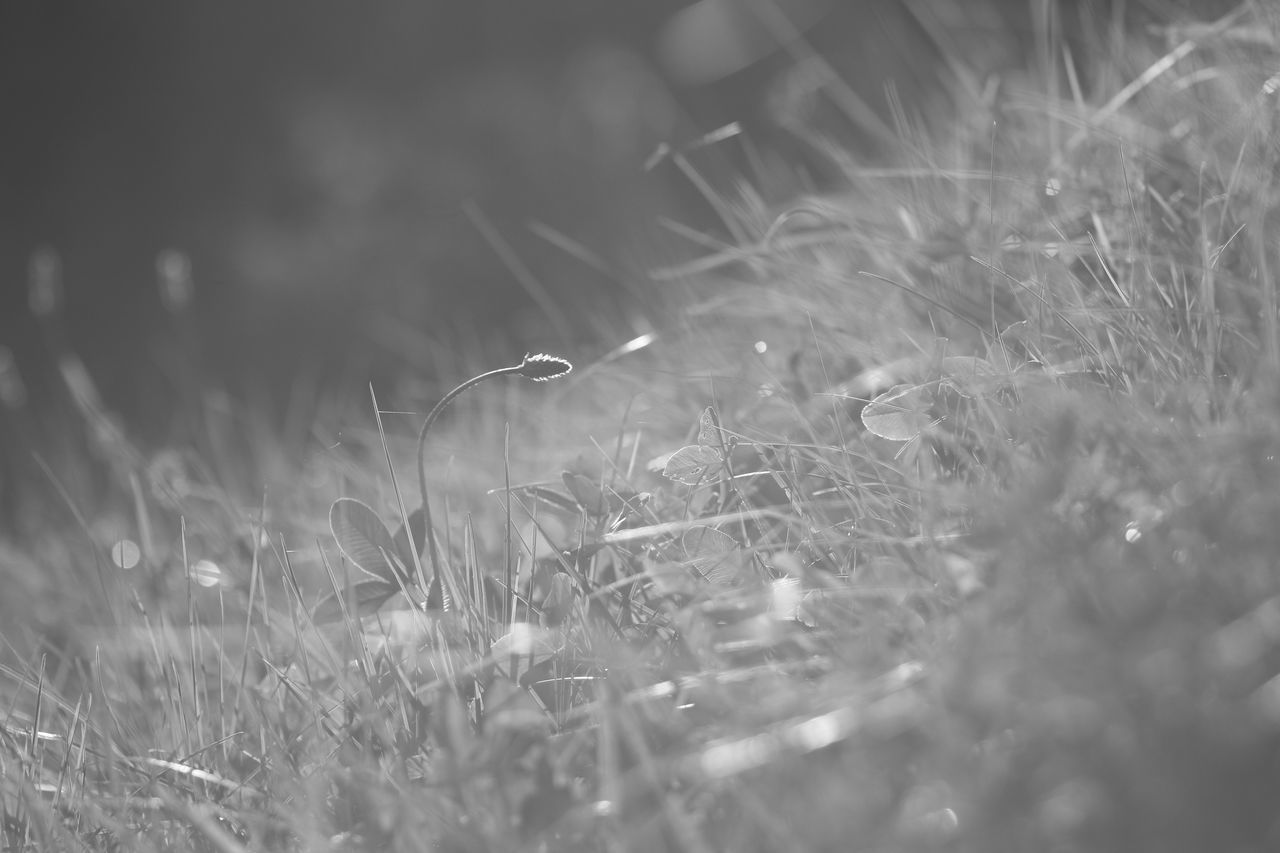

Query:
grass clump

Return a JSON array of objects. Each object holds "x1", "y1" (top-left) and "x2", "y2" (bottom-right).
[{"x1": 5, "y1": 2, "x2": 1280, "y2": 851}]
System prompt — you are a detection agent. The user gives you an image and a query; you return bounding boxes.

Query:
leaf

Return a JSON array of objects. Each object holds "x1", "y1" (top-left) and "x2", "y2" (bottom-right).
[
  {"x1": 391, "y1": 507, "x2": 428, "y2": 573},
  {"x1": 330, "y1": 498, "x2": 411, "y2": 586},
  {"x1": 939, "y1": 356, "x2": 1006, "y2": 398},
  {"x1": 658, "y1": 407, "x2": 728, "y2": 484},
  {"x1": 490, "y1": 623, "x2": 557, "y2": 665},
  {"x1": 562, "y1": 471, "x2": 610, "y2": 517},
  {"x1": 662, "y1": 444, "x2": 724, "y2": 485},
  {"x1": 682, "y1": 525, "x2": 743, "y2": 586},
  {"x1": 484, "y1": 677, "x2": 553, "y2": 733},
  {"x1": 697, "y1": 406, "x2": 721, "y2": 448},
  {"x1": 516, "y1": 517, "x2": 564, "y2": 562},
  {"x1": 564, "y1": 541, "x2": 607, "y2": 571},
  {"x1": 861, "y1": 384, "x2": 934, "y2": 441},
  {"x1": 564, "y1": 452, "x2": 605, "y2": 481},
  {"x1": 312, "y1": 580, "x2": 400, "y2": 624},
  {"x1": 540, "y1": 572, "x2": 577, "y2": 627},
  {"x1": 643, "y1": 554, "x2": 697, "y2": 597},
  {"x1": 425, "y1": 574, "x2": 449, "y2": 611},
  {"x1": 519, "y1": 484, "x2": 582, "y2": 515}
]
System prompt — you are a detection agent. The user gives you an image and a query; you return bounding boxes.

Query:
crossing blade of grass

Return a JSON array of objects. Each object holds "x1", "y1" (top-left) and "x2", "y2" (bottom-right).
[
  {"x1": 504, "y1": 422, "x2": 514, "y2": 627},
  {"x1": 234, "y1": 490, "x2": 266, "y2": 721},
  {"x1": 462, "y1": 516, "x2": 488, "y2": 655},
  {"x1": 316, "y1": 543, "x2": 375, "y2": 690},
  {"x1": 369, "y1": 383, "x2": 428, "y2": 595},
  {"x1": 31, "y1": 453, "x2": 117, "y2": 623}
]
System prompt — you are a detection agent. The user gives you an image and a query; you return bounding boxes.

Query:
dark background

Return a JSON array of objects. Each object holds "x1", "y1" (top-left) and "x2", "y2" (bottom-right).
[
  {"x1": 0, "y1": 0, "x2": 1241, "y2": 539},
  {"x1": 2, "y1": 0, "x2": 1050, "y2": 538},
  {"x1": 3, "y1": 0, "x2": 1207, "y2": 430},
  {"x1": 2, "y1": 2, "x2": 690, "y2": 422}
]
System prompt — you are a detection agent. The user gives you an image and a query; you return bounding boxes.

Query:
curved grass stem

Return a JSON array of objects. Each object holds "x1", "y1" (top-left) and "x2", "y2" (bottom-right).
[{"x1": 413, "y1": 354, "x2": 572, "y2": 607}]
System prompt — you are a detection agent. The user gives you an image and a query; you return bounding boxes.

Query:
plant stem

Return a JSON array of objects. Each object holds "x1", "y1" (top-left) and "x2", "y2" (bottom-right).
[
  {"x1": 416, "y1": 364, "x2": 524, "y2": 601},
  {"x1": 412, "y1": 353, "x2": 571, "y2": 608}
]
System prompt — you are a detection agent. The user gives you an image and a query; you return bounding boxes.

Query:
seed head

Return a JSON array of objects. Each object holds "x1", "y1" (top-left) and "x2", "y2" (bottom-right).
[{"x1": 518, "y1": 353, "x2": 573, "y2": 381}]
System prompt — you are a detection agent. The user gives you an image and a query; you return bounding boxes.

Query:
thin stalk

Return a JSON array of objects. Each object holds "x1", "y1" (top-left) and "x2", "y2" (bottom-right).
[{"x1": 414, "y1": 354, "x2": 572, "y2": 605}]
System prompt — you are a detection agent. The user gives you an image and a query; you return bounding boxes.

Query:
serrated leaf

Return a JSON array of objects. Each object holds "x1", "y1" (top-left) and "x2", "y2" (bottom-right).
[
  {"x1": 662, "y1": 444, "x2": 724, "y2": 485},
  {"x1": 312, "y1": 580, "x2": 399, "y2": 624},
  {"x1": 861, "y1": 384, "x2": 933, "y2": 441},
  {"x1": 697, "y1": 406, "x2": 721, "y2": 448},
  {"x1": 330, "y1": 498, "x2": 411, "y2": 586},
  {"x1": 682, "y1": 525, "x2": 743, "y2": 586}
]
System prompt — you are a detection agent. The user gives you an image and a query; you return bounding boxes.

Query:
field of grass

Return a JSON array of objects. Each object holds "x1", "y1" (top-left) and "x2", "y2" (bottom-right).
[{"x1": 5, "y1": 3, "x2": 1280, "y2": 851}]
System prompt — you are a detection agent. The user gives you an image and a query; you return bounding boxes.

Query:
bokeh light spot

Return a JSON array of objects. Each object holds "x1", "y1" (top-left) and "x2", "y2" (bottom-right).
[
  {"x1": 0, "y1": 346, "x2": 28, "y2": 409},
  {"x1": 157, "y1": 249, "x2": 195, "y2": 313},
  {"x1": 191, "y1": 559, "x2": 223, "y2": 587},
  {"x1": 111, "y1": 539, "x2": 141, "y2": 570},
  {"x1": 27, "y1": 248, "x2": 63, "y2": 317}
]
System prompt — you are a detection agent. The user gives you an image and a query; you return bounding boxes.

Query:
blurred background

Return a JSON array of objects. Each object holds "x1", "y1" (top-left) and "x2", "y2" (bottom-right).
[
  {"x1": 0, "y1": 0, "x2": 1023, "y2": 426},
  {"x1": 1, "y1": 0, "x2": 1012, "y2": 645},
  {"x1": 4, "y1": 1, "x2": 679, "y2": 422},
  {"x1": 1, "y1": 0, "x2": 1228, "y2": 521}
]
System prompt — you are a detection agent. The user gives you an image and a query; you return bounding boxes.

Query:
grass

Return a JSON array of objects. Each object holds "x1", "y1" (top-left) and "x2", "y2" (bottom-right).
[{"x1": 5, "y1": 2, "x2": 1280, "y2": 850}]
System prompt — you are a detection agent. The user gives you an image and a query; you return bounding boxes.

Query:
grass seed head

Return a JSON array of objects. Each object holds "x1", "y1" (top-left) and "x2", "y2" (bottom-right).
[{"x1": 518, "y1": 352, "x2": 573, "y2": 381}]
